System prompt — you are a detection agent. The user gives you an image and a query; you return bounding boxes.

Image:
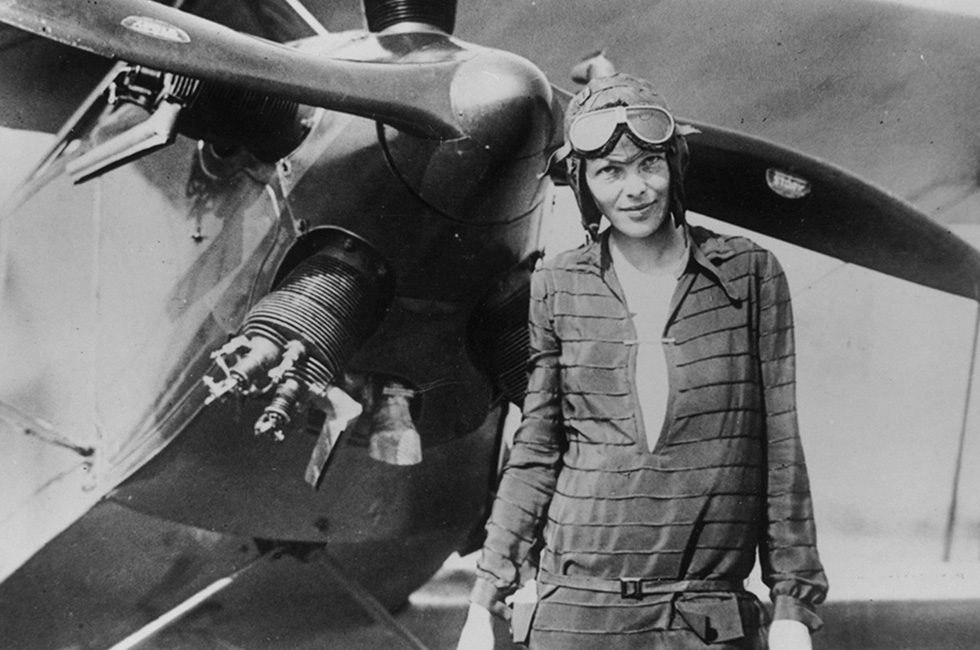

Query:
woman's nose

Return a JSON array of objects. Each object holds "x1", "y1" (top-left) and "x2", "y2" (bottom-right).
[{"x1": 623, "y1": 170, "x2": 650, "y2": 197}]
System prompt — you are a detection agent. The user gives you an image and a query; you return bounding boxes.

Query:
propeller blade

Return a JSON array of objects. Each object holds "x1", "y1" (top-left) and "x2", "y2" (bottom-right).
[
  {"x1": 0, "y1": 0, "x2": 464, "y2": 138},
  {"x1": 682, "y1": 121, "x2": 980, "y2": 301}
]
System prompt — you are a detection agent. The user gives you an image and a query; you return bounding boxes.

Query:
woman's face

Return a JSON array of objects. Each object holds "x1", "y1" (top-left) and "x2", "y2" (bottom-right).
[{"x1": 584, "y1": 136, "x2": 671, "y2": 240}]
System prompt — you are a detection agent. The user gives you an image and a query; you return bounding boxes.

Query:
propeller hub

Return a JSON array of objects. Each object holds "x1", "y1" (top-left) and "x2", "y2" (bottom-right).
[{"x1": 363, "y1": 0, "x2": 457, "y2": 34}]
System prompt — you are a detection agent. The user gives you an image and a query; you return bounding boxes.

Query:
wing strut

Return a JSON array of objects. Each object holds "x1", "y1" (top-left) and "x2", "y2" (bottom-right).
[
  {"x1": 943, "y1": 300, "x2": 980, "y2": 562},
  {"x1": 104, "y1": 544, "x2": 286, "y2": 650},
  {"x1": 279, "y1": 0, "x2": 329, "y2": 36},
  {"x1": 316, "y1": 550, "x2": 434, "y2": 650}
]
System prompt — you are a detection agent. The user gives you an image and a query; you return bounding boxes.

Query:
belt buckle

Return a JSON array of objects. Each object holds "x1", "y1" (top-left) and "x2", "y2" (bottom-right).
[{"x1": 620, "y1": 578, "x2": 644, "y2": 600}]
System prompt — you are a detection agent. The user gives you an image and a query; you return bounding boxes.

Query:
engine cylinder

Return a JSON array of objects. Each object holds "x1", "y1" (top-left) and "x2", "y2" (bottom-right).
[
  {"x1": 242, "y1": 231, "x2": 394, "y2": 389},
  {"x1": 468, "y1": 254, "x2": 540, "y2": 406},
  {"x1": 363, "y1": 0, "x2": 457, "y2": 33},
  {"x1": 171, "y1": 75, "x2": 310, "y2": 162}
]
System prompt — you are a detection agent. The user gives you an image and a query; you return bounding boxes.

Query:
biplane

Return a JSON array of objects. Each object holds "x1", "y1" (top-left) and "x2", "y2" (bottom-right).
[{"x1": 1, "y1": 0, "x2": 979, "y2": 648}]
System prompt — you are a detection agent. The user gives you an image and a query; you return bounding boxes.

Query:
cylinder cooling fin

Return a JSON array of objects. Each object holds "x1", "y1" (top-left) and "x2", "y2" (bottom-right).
[
  {"x1": 363, "y1": 0, "x2": 457, "y2": 33},
  {"x1": 467, "y1": 252, "x2": 541, "y2": 407},
  {"x1": 108, "y1": 65, "x2": 311, "y2": 163},
  {"x1": 173, "y1": 78, "x2": 311, "y2": 162},
  {"x1": 244, "y1": 229, "x2": 395, "y2": 386},
  {"x1": 203, "y1": 229, "x2": 395, "y2": 442}
]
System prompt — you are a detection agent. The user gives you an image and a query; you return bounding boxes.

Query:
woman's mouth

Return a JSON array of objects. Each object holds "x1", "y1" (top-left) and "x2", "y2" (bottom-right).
[{"x1": 621, "y1": 200, "x2": 656, "y2": 214}]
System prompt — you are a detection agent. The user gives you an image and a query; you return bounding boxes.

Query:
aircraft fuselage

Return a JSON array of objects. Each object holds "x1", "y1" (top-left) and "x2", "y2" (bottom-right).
[{"x1": 0, "y1": 28, "x2": 557, "y2": 602}]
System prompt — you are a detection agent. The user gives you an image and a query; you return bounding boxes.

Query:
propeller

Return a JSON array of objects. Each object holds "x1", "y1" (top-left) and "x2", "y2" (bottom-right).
[
  {"x1": 0, "y1": 0, "x2": 466, "y2": 139},
  {"x1": 558, "y1": 51, "x2": 980, "y2": 301},
  {"x1": 683, "y1": 121, "x2": 980, "y2": 301}
]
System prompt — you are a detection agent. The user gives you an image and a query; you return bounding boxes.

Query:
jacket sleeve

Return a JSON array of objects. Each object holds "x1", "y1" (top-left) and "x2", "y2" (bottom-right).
[
  {"x1": 756, "y1": 252, "x2": 829, "y2": 631},
  {"x1": 470, "y1": 266, "x2": 565, "y2": 619}
]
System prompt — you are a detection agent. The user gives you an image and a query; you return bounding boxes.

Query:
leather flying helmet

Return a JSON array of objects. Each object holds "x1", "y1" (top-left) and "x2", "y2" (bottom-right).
[{"x1": 561, "y1": 73, "x2": 691, "y2": 241}]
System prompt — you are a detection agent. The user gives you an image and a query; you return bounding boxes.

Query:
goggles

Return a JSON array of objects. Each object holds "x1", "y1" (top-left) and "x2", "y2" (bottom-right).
[{"x1": 567, "y1": 105, "x2": 676, "y2": 156}]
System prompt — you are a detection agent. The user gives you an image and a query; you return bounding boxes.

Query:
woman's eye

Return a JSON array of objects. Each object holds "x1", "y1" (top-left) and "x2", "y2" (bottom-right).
[{"x1": 640, "y1": 156, "x2": 667, "y2": 173}]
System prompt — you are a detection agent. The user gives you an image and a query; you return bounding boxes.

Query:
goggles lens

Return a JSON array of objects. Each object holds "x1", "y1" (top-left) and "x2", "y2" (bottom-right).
[{"x1": 568, "y1": 105, "x2": 675, "y2": 155}]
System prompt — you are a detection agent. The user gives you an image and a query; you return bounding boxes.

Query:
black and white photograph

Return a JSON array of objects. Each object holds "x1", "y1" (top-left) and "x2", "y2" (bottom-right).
[{"x1": 1, "y1": 1, "x2": 979, "y2": 648}]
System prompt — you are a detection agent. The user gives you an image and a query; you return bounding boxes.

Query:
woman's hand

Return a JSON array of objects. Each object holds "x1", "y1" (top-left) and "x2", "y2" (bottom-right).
[
  {"x1": 768, "y1": 619, "x2": 812, "y2": 650},
  {"x1": 456, "y1": 602, "x2": 495, "y2": 650}
]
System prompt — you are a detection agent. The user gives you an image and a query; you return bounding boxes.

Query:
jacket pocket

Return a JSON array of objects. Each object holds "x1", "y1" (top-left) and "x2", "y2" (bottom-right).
[{"x1": 675, "y1": 593, "x2": 745, "y2": 644}]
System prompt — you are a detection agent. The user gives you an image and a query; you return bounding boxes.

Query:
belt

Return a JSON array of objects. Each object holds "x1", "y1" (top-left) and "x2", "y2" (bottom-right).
[{"x1": 537, "y1": 570, "x2": 743, "y2": 600}]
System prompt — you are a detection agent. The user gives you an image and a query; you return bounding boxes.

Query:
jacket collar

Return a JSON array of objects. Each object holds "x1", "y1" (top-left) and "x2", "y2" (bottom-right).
[{"x1": 575, "y1": 226, "x2": 744, "y2": 303}]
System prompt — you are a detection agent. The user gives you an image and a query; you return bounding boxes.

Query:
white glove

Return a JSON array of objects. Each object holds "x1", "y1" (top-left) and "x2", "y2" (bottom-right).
[
  {"x1": 769, "y1": 619, "x2": 812, "y2": 650},
  {"x1": 456, "y1": 603, "x2": 495, "y2": 650}
]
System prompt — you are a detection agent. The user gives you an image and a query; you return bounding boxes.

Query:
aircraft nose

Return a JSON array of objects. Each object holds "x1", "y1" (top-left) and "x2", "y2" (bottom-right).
[{"x1": 450, "y1": 50, "x2": 554, "y2": 158}]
